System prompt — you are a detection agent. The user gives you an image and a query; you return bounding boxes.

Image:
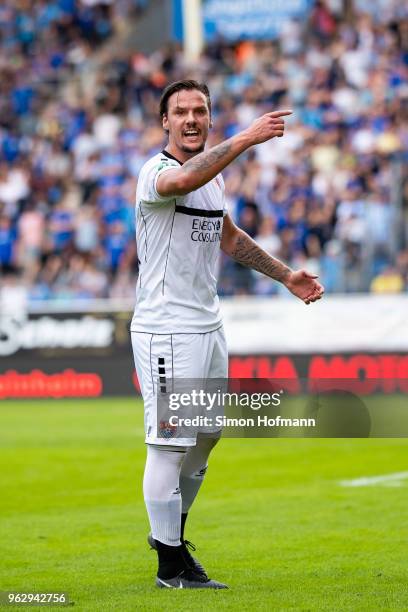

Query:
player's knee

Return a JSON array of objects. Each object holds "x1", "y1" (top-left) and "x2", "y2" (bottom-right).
[
  {"x1": 196, "y1": 464, "x2": 208, "y2": 478},
  {"x1": 180, "y1": 463, "x2": 208, "y2": 480}
]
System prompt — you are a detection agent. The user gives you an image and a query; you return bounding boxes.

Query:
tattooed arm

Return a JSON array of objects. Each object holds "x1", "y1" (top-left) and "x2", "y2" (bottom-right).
[
  {"x1": 221, "y1": 214, "x2": 324, "y2": 304},
  {"x1": 221, "y1": 215, "x2": 292, "y2": 282},
  {"x1": 157, "y1": 110, "x2": 292, "y2": 197}
]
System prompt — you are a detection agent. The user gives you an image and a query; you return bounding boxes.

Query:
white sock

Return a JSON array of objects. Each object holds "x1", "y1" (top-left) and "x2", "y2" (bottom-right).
[
  {"x1": 143, "y1": 445, "x2": 186, "y2": 546},
  {"x1": 180, "y1": 434, "x2": 220, "y2": 514}
]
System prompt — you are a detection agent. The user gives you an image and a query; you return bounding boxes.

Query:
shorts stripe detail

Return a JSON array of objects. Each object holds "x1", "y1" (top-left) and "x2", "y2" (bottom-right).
[
  {"x1": 149, "y1": 334, "x2": 154, "y2": 389},
  {"x1": 158, "y1": 357, "x2": 166, "y2": 393},
  {"x1": 175, "y1": 205, "x2": 223, "y2": 218}
]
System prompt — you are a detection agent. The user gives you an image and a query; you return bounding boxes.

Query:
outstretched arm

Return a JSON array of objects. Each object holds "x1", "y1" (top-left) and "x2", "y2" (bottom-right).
[
  {"x1": 157, "y1": 110, "x2": 292, "y2": 197},
  {"x1": 221, "y1": 214, "x2": 324, "y2": 305}
]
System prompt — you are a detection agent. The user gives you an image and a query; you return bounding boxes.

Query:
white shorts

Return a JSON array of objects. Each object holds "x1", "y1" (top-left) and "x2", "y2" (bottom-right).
[{"x1": 131, "y1": 327, "x2": 228, "y2": 447}]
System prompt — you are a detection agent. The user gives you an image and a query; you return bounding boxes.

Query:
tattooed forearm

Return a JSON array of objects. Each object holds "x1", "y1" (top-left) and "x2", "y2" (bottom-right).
[
  {"x1": 183, "y1": 141, "x2": 232, "y2": 173},
  {"x1": 231, "y1": 232, "x2": 291, "y2": 283},
  {"x1": 174, "y1": 134, "x2": 251, "y2": 192}
]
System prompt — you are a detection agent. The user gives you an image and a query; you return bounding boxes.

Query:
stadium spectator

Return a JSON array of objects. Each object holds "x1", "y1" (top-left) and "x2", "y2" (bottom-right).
[
  {"x1": 0, "y1": 216, "x2": 15, "y2": 270},
  {"x1": 0, "y1": 0, "x2": 406, "y2": 302},
  {"x1": 370, "y1": 266, "x2": 405, "y2": 294}
]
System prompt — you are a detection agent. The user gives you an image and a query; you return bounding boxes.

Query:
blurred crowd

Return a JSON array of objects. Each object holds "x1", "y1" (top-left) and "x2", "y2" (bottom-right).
[{"x1": 0, "y1": 0, "x2": 407, "y2": 303}]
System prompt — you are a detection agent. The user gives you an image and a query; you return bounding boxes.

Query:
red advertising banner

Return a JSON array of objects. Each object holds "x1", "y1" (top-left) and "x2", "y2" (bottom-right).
[{"x1": 1, "y1": 353, "x2": 408, "y2": 399}]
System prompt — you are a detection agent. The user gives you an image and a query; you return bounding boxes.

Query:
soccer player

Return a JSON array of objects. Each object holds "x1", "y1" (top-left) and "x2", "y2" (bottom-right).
[{"x1": 131, "y1": 80, "x2": 324, "y2": 589}]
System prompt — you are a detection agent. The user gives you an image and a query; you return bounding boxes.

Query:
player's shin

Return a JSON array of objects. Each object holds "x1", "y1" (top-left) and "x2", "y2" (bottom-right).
[
  {"x1": 179, "y1": 434, "x2": 220, "y2": 537},
  {"x1": 143, "y1": 445, "x2": 185, "y2": 546}
]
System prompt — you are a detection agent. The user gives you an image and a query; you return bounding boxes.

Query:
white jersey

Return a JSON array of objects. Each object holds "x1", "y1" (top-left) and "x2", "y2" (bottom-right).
[{"x1": 130, "y1": 150, "x2": 227, "y2": 334}]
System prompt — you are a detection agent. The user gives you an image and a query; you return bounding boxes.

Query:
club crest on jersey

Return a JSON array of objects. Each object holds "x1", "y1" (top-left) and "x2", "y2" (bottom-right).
[
  {"x1": 157, "y1": 159, "x2": 177, "y2": 173},
  {"x1": 159, "y1": 420, "x2": 177, "y2": 438}
]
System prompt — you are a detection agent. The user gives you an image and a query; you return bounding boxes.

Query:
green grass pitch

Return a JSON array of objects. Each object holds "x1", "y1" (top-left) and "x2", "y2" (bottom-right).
[{"x1": 1, "y1": 398, "x2": 408, "y2": 611}]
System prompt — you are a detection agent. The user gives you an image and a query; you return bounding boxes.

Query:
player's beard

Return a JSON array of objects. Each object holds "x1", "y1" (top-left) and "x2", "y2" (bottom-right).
[{"x1": 180, "y1": 142, "x2": 205, "y2": 154}]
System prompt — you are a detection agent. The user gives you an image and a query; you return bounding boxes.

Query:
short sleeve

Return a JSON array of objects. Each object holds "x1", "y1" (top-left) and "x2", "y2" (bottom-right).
[{"x1": 140, "y1": 158, "x2": 180, "y2": 205}]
